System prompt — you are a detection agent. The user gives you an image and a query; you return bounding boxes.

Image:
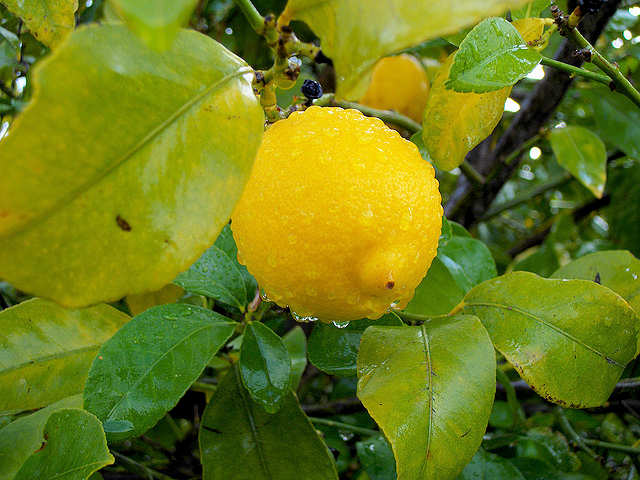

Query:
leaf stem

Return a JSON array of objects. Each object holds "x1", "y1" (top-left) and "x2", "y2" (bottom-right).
[
  {"x1": 495, "y1": 368, "x2": 525, "y2": 430},
  {"x1": 555, "y1": 407, "x2": 599, "y2": 459},
  {"x1": 191, "y1": 381, "x2": 217, "y2": 393},
  {"x1": 460, "y1": 161, "x2": 486, "y2": 186},
  {"x1": 309, "y1": 417, "x2": 379, "y2": 436},
  {"x1": 394, "y1": 310, "x2": 450, "y2": 324},
  {"x1": 583, "y1": 439, "x2": 640, "y2": 455},
  {"x1": 540, "y1": 56, "x2": 611, "y2": 86},
  {"x1": 232, "y1": 0, "x2": 270, "y2": 39},
  {"x1": 314, "y1": 94, "x2": 422, "y2": 133},
  {"x1": 112, "y1": 451, "x2": 176, "y2": 480}
]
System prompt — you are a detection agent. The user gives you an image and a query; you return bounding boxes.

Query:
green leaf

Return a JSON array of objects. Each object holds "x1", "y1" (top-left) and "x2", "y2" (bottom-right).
[
  {"x1": 0, "y1": 298, "x2": 129, "y2": 415},
  {"x1": 403, "y1": 257, "x2": 466, "y2": 317},
  {"x1": 462, "y1": 272, "x2": 640, "y2": 407},
  {"x1": 1, "y1": 0, "x2": 77, "y2": 47},
  {"x1": 199, "y1": 366, "x2": 339, "y2": 480},
  {"x1": 438, "y1": 236, "x2": 497, "y2": 292},
  {"x1": 308, "y1": 314, "x2": 403, "y2": 377},
  {"x1": 175, "y1": 225, "x2": 257, "y2": 311},
  {"x1": 357, "y1": 315, "x2": 496, "y2": 479},
  {"x1": 549, "y1": 126, "x2": 607, "y2": 199},
  {"x1": 283, "y1": 326, "x2": 307, "y2": 390},
  {"x1": 239, "y1": 322, "x2": 291, "y2": 413},
  {"x1": 111, "y1": 0, "x2": 198, "y2": 50},
  {"x1": 446, "y1": 18, "x2": 541, "y2": 93},
  {"x1": 280, "y1": 0, "x2": 530, "y2": 99},
  {"x1": 83, "y1": 304, "x2": 235, "y2": 441},
  {"x1": 515, "y1": 429, "x2": 580, "y2": 472},
  {"x1": 458, "y1": 449, "x2": 525, "y2": 479},
  {"x1": 552, "y1": 250, "x2": 640, "y2": 314},
  {"x1": 511, "y1": 0, "x2": 551, "y2": 20},
  {"x1": 423, "y1": 53, "x2": 509, "y2": 171},
  {"x1": 14, "y1": 409, "x2": 113, "y2": 480},
  {"x1": 0, "y1": 25, "x2": 264, "y2": 308},
  {"x1": 356, "y1": 435, "x2": 397, "y2": 480},
  {"x1": 583, "y1": 87, "x2": 640, "y2": 159},
  {"x1": 0, "y1": 395, "x2": 82, "y2": 480}
]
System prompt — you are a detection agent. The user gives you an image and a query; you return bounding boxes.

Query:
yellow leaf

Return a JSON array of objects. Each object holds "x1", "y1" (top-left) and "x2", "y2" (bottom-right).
[
  {"x1": 280, "y1": 0, "x2": 530, "y2": 99},
  {"x1": 126, "y1": 284, "x2": 185, "y2": 316},
  {"x1": 512, "y1": 17, "x2": 547, "y2": 44},
  {"x1": 422, "y1": 53, "x2": 509, "y2": 171},
  {"x1": 2, "y1": 0, "x2": 78, "y2": 47}
]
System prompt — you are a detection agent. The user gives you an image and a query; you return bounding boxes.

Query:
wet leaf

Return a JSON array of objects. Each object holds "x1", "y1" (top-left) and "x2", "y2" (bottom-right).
[
  {"x1": 0, "y1": 25, "x2": 264, "y2": 308},
  {"x1": 438, "y1": 236, "x2": 497, "y2": 293},
  {"x1": 200, "y1": 366, "x2": 339, "y2": 480},
  {"x1": 84, "y1": 304, "x2": 235, "y2": 441},
  {"x1": 446, "y1": 17, "x2": 541, "y2": 93},
  {"x1": 0, "y1": 298, "x2": 129, "y2": 415},
  {"x1": 239, "y1": 322, "x2": 291, "y2": 413},
  {"x1": 280, "y1": 0, "x2": 530, "y2": 99},
  {"x1": 175, "y1": 225, "x2": 257, "y2": 312},
  {"x1": 549, "y1": 127, "x2": 607, "y2": 198},
  {"x1": 462, "y1": 272, "x2": 640, "y2": 407},
  {"x1": 511, "y1": 0, "x2": 551, "y2": 20},
  {"x1": 283, "y1": 326, "x2": 307, "y2": 390},
  {"x1": 308, "y1": 314, "x2": 403, "y2": 377},
  {"x1": 357, "y1": 315, "x2": 496, "y2": 479},
  {"x1": 356, "y1": 435, "x2": 397, "y2": 480},
  {"x1": 552, "y1": 250, "x2": 640, "y2": 314},
  {"x1": 1, "y1": 0, "x2": 77, "y2": 47},
  {"x1": 515, "y1": 429, "x2": 580, "y2": 472},
  {"x1": 458, "y1": 448, "x2": 525, "y2": 479},
  {"x1": 0, "y1": 395, "x2": 82, "y2": 480},
  {"x1": 111, "y1": 0, "x2": 198, "y2": 50},
  {"x1": 126, "y1": 284, "x2": 185, "y2": 316},
  {"x1": 14, "y1": 409, "x2": 113, "y2": 480},
  {"x1": 423, "y1": 53, "x2": 509, "y2": 171}
]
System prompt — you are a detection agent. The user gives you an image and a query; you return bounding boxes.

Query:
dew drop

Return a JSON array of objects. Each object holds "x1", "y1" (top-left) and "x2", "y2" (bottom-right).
[
  {"x1": 338, "y1": 431, "x2": 354, "y2": 441},
  {"x1": 332, "y1": 321, "x2": 350, "y2": 329},
  {"x1": 260, "y1": 289, "x2": 271, "y2": 302},
  {"x1": 291, "y1": 311, "x2": 319, "y2": 323}
]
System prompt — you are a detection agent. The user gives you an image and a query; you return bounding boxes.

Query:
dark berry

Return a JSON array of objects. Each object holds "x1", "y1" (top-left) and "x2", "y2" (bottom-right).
[{"x1": 301, "y1": 79, "x2": 323, "y2": 100}]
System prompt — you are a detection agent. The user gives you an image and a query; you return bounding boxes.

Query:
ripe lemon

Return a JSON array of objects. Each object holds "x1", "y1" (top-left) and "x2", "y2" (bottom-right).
[
  {"x1": 359, "y1": 54, "x2": 430, "y2": 123},
  {"x1": 231, "y1": 106, "x2": 442, "y2": 322}
]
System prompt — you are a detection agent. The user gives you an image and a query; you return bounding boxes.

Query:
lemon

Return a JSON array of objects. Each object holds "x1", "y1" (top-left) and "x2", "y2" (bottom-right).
[
  {"x1": 359, "y1": 54, "x2": 430, "y2": 123},
  {"x1": 231, "y1": 106, "x2": 442, "y2": 322}
]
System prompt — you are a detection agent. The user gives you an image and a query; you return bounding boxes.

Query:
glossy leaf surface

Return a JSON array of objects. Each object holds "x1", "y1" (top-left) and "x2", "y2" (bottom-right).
[
  {"x1": 14, "y1": 409, "x2": 113, "y2": 480},
  {"x1": 239, "y1": 321, "x2": 291, "y2": 413},
  {"x1": 111, "y1": 0, "x2": 198, "y2": 50},
  {"x1": 447, "y1": 17, "x2": 541, "y2": 93},
  {"x1": 84, "y1": 304, "x2": 235, "y2": 441},
  {"x1": 511, "y1": 0, "x2": 551, "y2": 20},
  {"x1": 438, "y1": 236, "x2": 497, "y2": 293},
  {"x1": 0, "y1": 395, "x2": 82, "y2": 480},
  {"x1": 549, "y1": 126, "x2": 607, "y2": 198},
  {"x1": 551, "y1": 250, "x2": 640, "y2": 314},
  {"x1": 200, "y1": 367, "x2": 339, "y2": 480},
  {"x1": 357, "y1": 316, "x2": 496, "y2": 479},
  {"x1": 403, "y1": 257, "x2": 465, "y2": 317},
  {"x1": 0, "y1": 25, "x2": 264, "y2": 307},
  {"x1": 463, "y1": 272, "x2": 640, "y2": 407},
  {"x1": 1, "y1": 0, "x2": 77, "y2": 47},
  {"x1": 280, "y1": 0, "x2": 530, "y2": 99},
  {"x1": 0, "y1": 298, "x2": 129, "y2": 415},
  {"x1": 459, "y1": 448, "x2": 525, "y2": 479},
  {"x1": 282, "y1": 326, "x2": 307, "y2": 389},
  {"x1": 174, "y1": 225, "x2": 257, "y2": 311},
  {"x1": 308, "y1": 314, "x2": 403, "y2": 377},
  {"x1": 356, "y1": 435, "x2": 397, "y2": 480},
  {"x1": 423, "y1": 53, "x2": 509, "y2": 171}
]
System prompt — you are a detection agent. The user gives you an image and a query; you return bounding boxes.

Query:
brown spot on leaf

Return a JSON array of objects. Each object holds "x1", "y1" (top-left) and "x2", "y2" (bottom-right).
[{"x1": 116, "y1": 215, "x2": 131, "y2": 232}]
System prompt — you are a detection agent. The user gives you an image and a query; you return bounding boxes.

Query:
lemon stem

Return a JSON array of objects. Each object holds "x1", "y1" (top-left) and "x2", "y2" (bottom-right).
[{"x1": 314, "y1": 94, "x2": 422, "y2": 134}]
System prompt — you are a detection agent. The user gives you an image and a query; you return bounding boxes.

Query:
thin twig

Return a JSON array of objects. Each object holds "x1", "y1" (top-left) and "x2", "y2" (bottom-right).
[
  {"x1": 309, "y1": 417, "x2": 379, "y2": 436},
  {"x1": 583, "y1": 439, "x2": 640, "y2": 455},
  {"x1": 496, "y1": 368, "x2": 525, "y2": 429},
  {"x1": 112, "y1": 451, "x2": 176, "y2": 480},
  {"x1": 555, "y1": 407, "x2": 600, "y2": 459},
  {"x1": 460, "y1": 160, "x2": 486, "y2": 186},
  {"x1": 540, "y1": 56, "x2": 611, "y2": 85}
]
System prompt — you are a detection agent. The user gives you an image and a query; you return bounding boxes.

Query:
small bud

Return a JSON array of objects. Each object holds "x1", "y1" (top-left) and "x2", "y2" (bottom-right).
[{"x1": 301, "y1": 79, "x2": 323, "y2": 100}]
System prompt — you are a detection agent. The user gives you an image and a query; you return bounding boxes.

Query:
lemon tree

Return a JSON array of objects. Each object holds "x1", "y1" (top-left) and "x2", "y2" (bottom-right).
[{"x1": 1, "y1": 0, "x2": 640, "y2": 479}]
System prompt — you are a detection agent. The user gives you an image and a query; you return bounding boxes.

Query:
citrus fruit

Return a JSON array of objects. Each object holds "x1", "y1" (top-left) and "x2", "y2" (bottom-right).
[
  {"x1": 359, "y1": 54, "x2": 430, "y2": 123},
  {"x1": 231, "y1": 106, "x2": 442, "y2": 322}
]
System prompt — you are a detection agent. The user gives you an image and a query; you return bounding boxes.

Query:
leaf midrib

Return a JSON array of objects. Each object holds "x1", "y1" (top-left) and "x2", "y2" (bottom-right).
[
  {"x1": 0, "y1": 344, "x2": 101, "y2": 377},
  {"x1": 418, "y1": 325, "x2": 433, "y2": 477},
  {"x1": 7, "y1": 66, "x2": 253, "y2": 239},
  {"x1": 465, "y1": 301, "x2": 625, "y2": 368}
]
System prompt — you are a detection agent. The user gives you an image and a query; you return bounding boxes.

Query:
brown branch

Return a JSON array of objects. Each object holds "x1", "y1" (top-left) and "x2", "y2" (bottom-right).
[{"x1": 445, "y1": 0, "x2": 622, "y2": 227}]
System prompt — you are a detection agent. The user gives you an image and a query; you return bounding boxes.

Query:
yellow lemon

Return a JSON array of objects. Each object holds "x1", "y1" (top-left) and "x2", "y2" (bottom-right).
[
  {"x1": 359, "y1": 54, "x2": 430, "y2": 123},
  {"x1": 231, "y1": 106, "x2": 442, "y2": 322}
]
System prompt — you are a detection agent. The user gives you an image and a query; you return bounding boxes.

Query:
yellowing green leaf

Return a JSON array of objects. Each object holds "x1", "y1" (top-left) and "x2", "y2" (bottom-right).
[
  {"x1": 357, "y1": 316, "x2": 495, "y2": 480},
  {"x1": 126, "y1": 284, "x2": 185, "y2": 316},
  {"x1": 111, "y1": 0, "x2": 199, "y2": 50},
  {"x1": 0, "y1": 25, "x2": 264, "y2": 307},
  {"x1": 0, "y1": 298, "x2": 129, "y2": 415},
  {"x1": 463, "y1": 272, "x2": 640, "y2": 408},
  {"x1": 280, "y1": 0, "x2": 531, "y2": 99},
  {"x1": 1, "y1": 0, "x2": 78, "y2": 47},
  {"x1": 512, "y1": 18, "x2": 548, "y2": 44},
  {"x1": 549, "y1": 126, "x2": 607, "y2": 198},
  {"x1": 423, "y1": 53, "x2": 509, "y2": 171}
]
